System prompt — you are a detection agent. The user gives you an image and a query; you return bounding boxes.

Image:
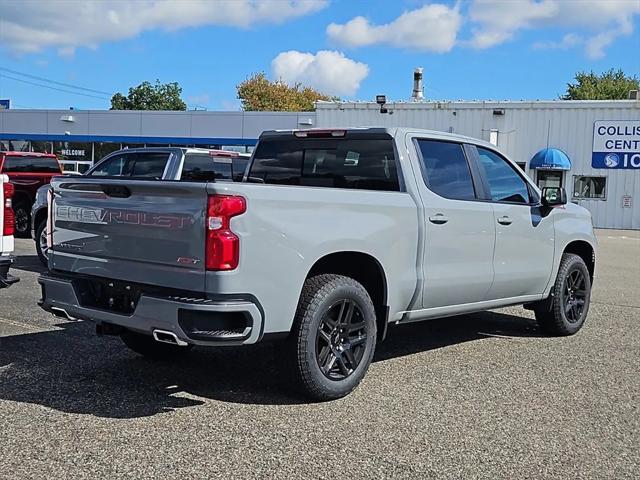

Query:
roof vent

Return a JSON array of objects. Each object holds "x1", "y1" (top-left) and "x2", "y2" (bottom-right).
[{"x1": 411, "y1": 67, "x2": 424, "y2": 101}]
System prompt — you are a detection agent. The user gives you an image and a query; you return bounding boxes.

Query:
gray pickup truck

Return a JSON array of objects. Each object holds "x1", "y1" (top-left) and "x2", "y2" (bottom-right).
[{"x1": 38, "y1": 128, "x2": 597, "y2": 400}]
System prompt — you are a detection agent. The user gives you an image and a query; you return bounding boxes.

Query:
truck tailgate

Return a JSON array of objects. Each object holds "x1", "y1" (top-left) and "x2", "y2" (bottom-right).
[{"x1": 49, "y1": 177, "x2": 208, "y2": 292}]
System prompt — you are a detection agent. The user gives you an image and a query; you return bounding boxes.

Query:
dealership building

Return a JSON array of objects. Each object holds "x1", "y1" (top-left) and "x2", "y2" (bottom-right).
[{"x1": 0, "y1": 99, "x2": 638, "y2": 229}]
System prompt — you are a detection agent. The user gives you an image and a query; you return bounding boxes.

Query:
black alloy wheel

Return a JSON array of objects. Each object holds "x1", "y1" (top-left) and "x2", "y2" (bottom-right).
[
  {"x1": 14, "y1": 205, "x2": 30, "y2": 237},
  {"x1": 534, "y1": 253, "x2": 591, "y2": 336},
  {"x1": 562, "y1": 268, "x2": 587, "y2": 323},
  {"x1": 287, "y1": 274, "x2": 377, "y2": 401},
  {"x1": 316, "y1": 299, "x2": 368, "y2": 381}
]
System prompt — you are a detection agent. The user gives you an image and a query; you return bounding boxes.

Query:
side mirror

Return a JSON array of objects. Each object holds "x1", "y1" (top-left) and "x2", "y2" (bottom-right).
[{"x1": 541, "y1": 187, "x2": 567, "y2": 207}]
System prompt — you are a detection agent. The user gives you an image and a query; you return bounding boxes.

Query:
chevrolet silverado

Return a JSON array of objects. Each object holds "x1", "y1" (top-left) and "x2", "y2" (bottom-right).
[{"x1": 38, "y1": 128, "x2": 597, "y2": 400}]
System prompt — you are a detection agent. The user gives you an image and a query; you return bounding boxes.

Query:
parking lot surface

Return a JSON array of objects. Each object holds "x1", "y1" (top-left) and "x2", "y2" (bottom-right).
[{"x1": 1, "y1": 230, "x2": 638, "y2": 479}]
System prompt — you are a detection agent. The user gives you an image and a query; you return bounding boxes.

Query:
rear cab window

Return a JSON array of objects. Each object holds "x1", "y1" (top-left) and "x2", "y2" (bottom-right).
[
  {"x1": 1, "y1": 155, "x2": 61, "y2": 174},
  {"x1": 248, "y1": 131, "x2": 400, "y2": 191}
]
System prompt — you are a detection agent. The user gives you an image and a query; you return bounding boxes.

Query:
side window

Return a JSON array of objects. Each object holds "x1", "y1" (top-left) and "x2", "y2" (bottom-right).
[
  {"x1": 89, "y1": 154, "x2": 131, "y2": 177},
  {"x1": 232, "y1": 158, "x2": 249, "y2": 181},
  {"x1": 89, "y1": 152, "x2": 168, "y2": 178},
  {"x1": 477, "y1": 147, "x2": 531, "y2": 204},
  {"x1": 129, "y1": 152, "x2": 169, "y2": 178},
  {"x1": 416, "y1": 139, "x2": 476, "y2": 200},
  {"x1": 181, "y1": 153, "x2": 233, "y2": 181}
]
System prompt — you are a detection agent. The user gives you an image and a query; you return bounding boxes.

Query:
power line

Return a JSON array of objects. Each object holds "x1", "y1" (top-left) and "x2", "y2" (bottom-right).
[
  {"x1": 0, "y1": 73, "x2": 111, "y2": 100},
  {"x1": 0, "y1": 67, "x2": 113, "y2": 96}
]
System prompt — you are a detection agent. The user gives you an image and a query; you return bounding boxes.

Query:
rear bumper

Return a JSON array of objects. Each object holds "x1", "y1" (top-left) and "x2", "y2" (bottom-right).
[
  {"x1": 0, "y1": 256, "x2": 19, "y2": 288},
  {"x1": 37, "y1": 273, "x2": 264, "y2": 346}
]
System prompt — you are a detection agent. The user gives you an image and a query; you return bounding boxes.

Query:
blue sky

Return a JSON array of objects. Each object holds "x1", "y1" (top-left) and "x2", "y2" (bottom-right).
[{"x1": 0, "y1": 0, "x2": 639, "y2": 110}]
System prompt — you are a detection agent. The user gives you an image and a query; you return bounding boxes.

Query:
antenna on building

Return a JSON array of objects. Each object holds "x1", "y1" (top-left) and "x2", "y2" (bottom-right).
[{"x1": 411, "y1": 67, "x2": 424, "y2": 101}]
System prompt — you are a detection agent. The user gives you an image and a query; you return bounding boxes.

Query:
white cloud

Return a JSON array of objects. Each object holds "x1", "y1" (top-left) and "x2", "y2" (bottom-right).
[
  {"x1": 533, "y1": 33, "x2": 582, "y2": 51},
  {"x1": 585, "y1": 32, "x2": 618, "y2": 60},
  {"x1": 469, "y1": 0, "x2": 640, "y2": 57},
  {"x1": 271, "y1": 50, "x2": 369, "y2": 96},
  {"x1": 0, "y1": 0, "x2": 327, "y2": 54},
  {"x1": 327, "y1": 3, "x2": 462, "y2": 52},
  {"x1": 468, "y1": 0, "x2": 557, "y2": 48}
]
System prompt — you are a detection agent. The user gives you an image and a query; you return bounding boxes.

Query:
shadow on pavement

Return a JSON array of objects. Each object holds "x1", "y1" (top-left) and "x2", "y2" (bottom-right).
[
  {"x1": 0, "y1": 310, "x2": 541, "y2": 418},
  {"x1": 10, "y1": 254, "x2": 48, "y2": 275}
]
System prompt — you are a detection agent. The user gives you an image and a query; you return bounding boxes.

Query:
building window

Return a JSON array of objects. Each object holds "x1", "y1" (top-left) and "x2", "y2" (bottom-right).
[
  {"x1": 221, "y1": 145, "x2": 251, "y2": 154},
  {"x1": 94, "y1": 142, "x2": 122, "y2": 161},
  {"x1": 54, "y1": 141, "x2": 92, "y2": 161},
  {"x1": 536, "y1": 170, "x2": 563, "y2": 189},
  {"x1": 573, "y1": 176, "x2": 606, "y2": 200},
  {"x1": 0, "y1": 140, "x2": 30, "y2": 151},
  {"x1": 55, "y1": 141, "x2": 93, "y2": 173},
  {"x1": 30, "y1": 141, "x2": 54, "y2": 154},
  {"x1": 488, "y1": 129, "x2": 498, "y2": 146}
]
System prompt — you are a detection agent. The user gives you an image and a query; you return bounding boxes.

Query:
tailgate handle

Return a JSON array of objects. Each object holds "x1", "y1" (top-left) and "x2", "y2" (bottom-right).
[{"x1": 101, "y1": 184, "x2": 131, "y2": 198}]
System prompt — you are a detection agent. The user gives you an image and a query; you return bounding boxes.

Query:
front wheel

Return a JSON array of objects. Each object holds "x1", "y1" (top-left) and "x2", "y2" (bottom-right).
[
  {"x1": 287, "y1": 274, "x2": 377, "y2": 401},
  {"x1": 535, "y1": 253, "x2": 592, "y2": 336}
]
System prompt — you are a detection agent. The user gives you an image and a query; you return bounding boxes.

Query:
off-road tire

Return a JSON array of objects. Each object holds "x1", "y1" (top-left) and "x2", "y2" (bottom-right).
[
  {"x1": 35, "y1": 219, "x2": 48, "y2": 266},
  {"x1": 535, "y1": 253, "x2": 591, "y2": 336},
  {"x1": 286, "y1": 274, "x2": 377, "y2": 401},
  {"x1": 13, "y1": 202, "x2": 31, "y2": 238},
  {"x1": 121, "y1": 330, "x2": 193, "y2": 359}
]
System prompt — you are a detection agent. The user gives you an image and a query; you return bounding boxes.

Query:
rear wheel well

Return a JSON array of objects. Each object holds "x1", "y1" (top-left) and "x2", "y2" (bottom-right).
[
  {"x1": 564, "y1": 240, "x2": 595, "y2": 282},
  {"x1": 33, "y1": 207, "x2": 48, "y2": 229},
  {"x1": 12, "y1": 191, "x2": 31, "y2": 208},
  {"x1": 306, "y1": 252, "x2": 389, "y2": 341}
]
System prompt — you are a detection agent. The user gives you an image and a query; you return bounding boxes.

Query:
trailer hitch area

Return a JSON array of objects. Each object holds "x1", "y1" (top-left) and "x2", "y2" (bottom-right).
[{"x1": 96, "y1": 322, "x2": 125, "y2": 337}]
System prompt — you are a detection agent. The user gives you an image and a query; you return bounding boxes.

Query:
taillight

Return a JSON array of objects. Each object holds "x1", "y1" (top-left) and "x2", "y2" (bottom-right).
[
  {"x1": 205, "y1": 194, "x2": 246, "y2": 270},
  {"x1": 3, "y1": 182, "x2": 15, "y2": 236}
]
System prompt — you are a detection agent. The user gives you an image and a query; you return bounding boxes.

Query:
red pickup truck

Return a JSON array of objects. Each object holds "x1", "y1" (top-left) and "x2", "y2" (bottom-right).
[{"x1": 0, "y1": 152, "x2": 62, "y2": 237}]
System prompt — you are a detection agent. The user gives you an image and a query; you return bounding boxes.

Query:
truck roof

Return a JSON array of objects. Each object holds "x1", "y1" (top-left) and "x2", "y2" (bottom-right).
[
  {"x1": 260, "y1": 127, "x2": 500, "y2": 151},
  {"x1": 106, "y1": 147, "x2": 250, "y2": 158}
]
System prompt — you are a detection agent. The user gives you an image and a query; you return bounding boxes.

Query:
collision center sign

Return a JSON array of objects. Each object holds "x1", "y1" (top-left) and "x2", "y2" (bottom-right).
[{"x1": 592, "y1": 120, "x2": 640, "y2": 169}]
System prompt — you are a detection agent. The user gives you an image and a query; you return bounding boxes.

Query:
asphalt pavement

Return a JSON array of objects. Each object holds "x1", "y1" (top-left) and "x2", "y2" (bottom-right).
[{"x1": 0, "y1": 230, "x2": 638, "y2": 479}]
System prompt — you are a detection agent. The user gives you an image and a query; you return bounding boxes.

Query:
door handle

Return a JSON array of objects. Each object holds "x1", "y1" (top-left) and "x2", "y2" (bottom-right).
[
  {"x1": 429, "y1": 214, "x2": 449, "y2": 225},
  {"x1": 497, "y1": 216, "x2": 513, "y2": 225}
]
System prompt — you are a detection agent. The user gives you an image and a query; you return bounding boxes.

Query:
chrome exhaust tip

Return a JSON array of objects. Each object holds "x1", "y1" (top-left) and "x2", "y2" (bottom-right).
[
  {"x1": 50, "y1": 306, "x2": 77, "y2": 321},
  {"x1": 152, "y1": 329, "x2": 189, "y2": 347}
]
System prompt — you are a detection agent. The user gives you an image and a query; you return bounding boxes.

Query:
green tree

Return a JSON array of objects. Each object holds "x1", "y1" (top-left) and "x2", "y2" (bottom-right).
[
  {"x1": 562, "y1": 69, "x2": 639, "y2": 100},
  {"x1": 237, "y1": 73, "x2": 336, "y2": 111},
  {"x1": 110, "y1": 80, "x2": 187, "y2": 110}
]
